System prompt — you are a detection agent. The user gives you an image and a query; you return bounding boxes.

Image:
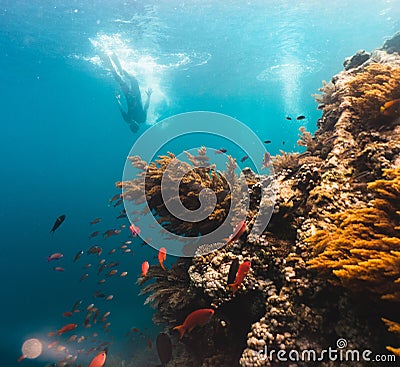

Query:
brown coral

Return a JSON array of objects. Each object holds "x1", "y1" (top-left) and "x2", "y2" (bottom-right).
[
  {"x1": 307, "y1": 168, "x2": 400, "y2": 297},
  {"x1": 345, "y1": 63, "x2": 400, "y2": 128},
  {"x1": 118, "y1": 148, "x2": 245, "y2": 238},
  {"x1": 307, "y1": 168, "x2": 400, "y2": 354},
  {"x1": 138, "y1": 258, "x2": 195, "y2": 326}
]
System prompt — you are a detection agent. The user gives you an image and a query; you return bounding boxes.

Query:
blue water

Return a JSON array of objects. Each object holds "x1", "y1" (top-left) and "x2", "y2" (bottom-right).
[{"x1": 1, "y1": 0, "x2": 400, "y2": 365}]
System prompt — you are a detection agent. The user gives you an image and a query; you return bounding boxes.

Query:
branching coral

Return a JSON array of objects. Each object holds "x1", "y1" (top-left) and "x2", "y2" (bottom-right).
[
  {"x1": 313, "y1": 79, "x2": 338, "y2": 110},
  {"x1": 297, "y1": 126, "x2": 317, "y2": 152},
  {"x1": 345, "y1": 63, "x2": 400, "y2": 126},
  {"x1": 138, "y1": 259, "x2": 194, "y2": 326},
  {"x1": 118, "y1": 148, "x2": 244, "y2": 237},
  {"x1": 272, "y1": 150, "x2": 300, "y2": 174}
]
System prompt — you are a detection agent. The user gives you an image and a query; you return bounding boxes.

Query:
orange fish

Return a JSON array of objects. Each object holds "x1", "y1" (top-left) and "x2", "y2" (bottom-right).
[
  {"x1": 380, "y1": 98, "x2": 400, "y2": 117},
  {"x1": 88, "y1": 351, "x2": 106, "y2": 367},
  {"x1": 47, "y1": 252, "x2": 63, "y2": 262},
  {"x1": 228, "y1": 260, "x2": 251, "y2": 294},
  {"x1": 129, "y1": 224, "x2": 140, "y2": 236},
  {"x1": 158, "y1": 247, "x2": 167, "y2": 270},
  {"x1": 47, "y1": 340, "x2": 59, "y2": 349},
  {"x1": 57, "y1": 323, "x2": 78, "y2": 335},
  {"x1": 226, "y1": 220, "x2": 247, "y2": 245},
  {"x1": 142, "y1": 261, "x2": 149, "y2": 277},
  {"x1": 173, "y1": 308, "x2": 214, "y2": 339}
]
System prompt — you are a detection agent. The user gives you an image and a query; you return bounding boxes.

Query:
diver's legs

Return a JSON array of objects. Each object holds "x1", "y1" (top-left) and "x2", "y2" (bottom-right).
[
  {"x1": 110, "y1": 53, "x2": 125, "y2": 76},
  {"x1": 116, "y1": 95, "x2": 130, "y2": 124}
]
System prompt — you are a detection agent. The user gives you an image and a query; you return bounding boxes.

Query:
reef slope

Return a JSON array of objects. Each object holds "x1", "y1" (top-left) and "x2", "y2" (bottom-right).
[{"x1": 134, "y1": 33, "x2": 400, "y2": 367}]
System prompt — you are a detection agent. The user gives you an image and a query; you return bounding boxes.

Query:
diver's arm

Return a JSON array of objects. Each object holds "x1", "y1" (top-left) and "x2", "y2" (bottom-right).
[{"x1": 143, "y1": 88, "x2": 153, "y2": 113}]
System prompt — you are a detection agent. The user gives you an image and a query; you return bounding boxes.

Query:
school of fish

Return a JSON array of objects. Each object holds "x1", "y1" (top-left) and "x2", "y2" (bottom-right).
[{"x1": 23, "y1": 133, "x2": 299, "y2": 366}]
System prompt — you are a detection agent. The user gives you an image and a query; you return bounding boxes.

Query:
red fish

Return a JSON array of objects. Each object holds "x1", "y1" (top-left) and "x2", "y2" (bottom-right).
[
  {"x1": 380, "y1": 98, "x2": 400, "y2": 117},
  {"x1": 174, "y1": 309, "x2": 214, "y2": 339},
  {"x1": 228, "y1": 260, "x2": 251, "y2": 294},
  {"x1": 88, "y1": 246, "x2": 102, "y2": 256},
  {"x1": 62, "y1": 311, "x2": 73, "y2": 318},
  {"x1": 158, "y1": 247, "x2": 167, "y2": 270},
  {"x1": 226, "y1": 220, "x2": 247, "y2": 245},
  {"x1": 142, "y1": 261, "x2": 149, "y2": 277},
  {"x1": 90, "y1": 217, "x2": 102, "y2": 225},
  {"x1": 47, "y1": 253, "x2": 63, "y2": 262},
  {"x1": 129, "y1": 224, "x2": 140, "y2": 237},
  {"x1": 89, "y1": 231, "x2": 99, "y2": 239},
  {"x1": 103, "y1": 229, "x2": 121, "y2": 239},
  {"x1": 57, "y1": 323, "x2": 78, "y2": 335},
  {"x1": 53, "y1": 267, "x2": 65, "y2": 272},
  {"x1": 47, "y1": 340, "x2": 59, "y2": 349},
  {"x1": 88, "y1": 351, "x2": 106, "y2": 367}
]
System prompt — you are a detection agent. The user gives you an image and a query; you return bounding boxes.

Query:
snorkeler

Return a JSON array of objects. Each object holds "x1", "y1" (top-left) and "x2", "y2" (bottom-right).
[{"x1": 107, "y1": 54, "x2": 152, "y2": 133}]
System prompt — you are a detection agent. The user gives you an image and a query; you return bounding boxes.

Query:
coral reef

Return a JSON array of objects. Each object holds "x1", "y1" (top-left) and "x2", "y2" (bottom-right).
[
  {"x1": 118, "y1": 149, "x2": 245, "y2": 238},
  {"x1": 307, "y1": 168, "x2": 400, "y2": 299},
  {"x1": 133, "y1": 33, "x2": 400, "y2": 366}
]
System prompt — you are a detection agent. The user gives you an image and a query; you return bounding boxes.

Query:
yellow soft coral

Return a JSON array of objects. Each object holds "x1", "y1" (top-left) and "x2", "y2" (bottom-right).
[
  {"x1": 307, "y1": 168, "x2": 400, "y2": 297},
  {"x1": 307, "y1": 168, "x2": 400, "y2": 353},
  {"x1": 382, "y1": 318, "x2": 400, "y2": 356}
]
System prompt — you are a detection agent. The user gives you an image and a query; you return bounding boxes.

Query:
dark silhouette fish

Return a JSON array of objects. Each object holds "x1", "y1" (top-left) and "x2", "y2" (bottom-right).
[
  {"x1": 215, "y1": 148, "x2": 227, "y2": 154},
  {"x1": 73, "y1": 250, "x2": 84, "y2": 263},
  {"x1": 156, "y1": 333, "x2": 172, "y2": 366},
  {"x1": 50, "y1": 214, "x2": 66, "y2": 233},
  {"x1": 285, "y1": 116, "x2": 292, "y2": 120},
  {"x1": 227, "y1": 258, "x2": 240, "y2": 286},
  {"x1": 296, "y1": 115, "x2": 306, "y2": 120},
  {"x1": 264, "y1": 140, "x2": 271, "y2": 144}
]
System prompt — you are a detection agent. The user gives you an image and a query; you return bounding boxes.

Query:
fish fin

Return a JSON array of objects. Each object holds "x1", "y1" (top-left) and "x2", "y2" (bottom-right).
[
  {"x1": 173, "y1": 325, "x2": 186, "y2": 339},
  {"x1": 228, "y1": 283, "x2": 238, "y2": 294},
  {"x1": 160, "y1": 263, "x2": 166, "y2": 271}
]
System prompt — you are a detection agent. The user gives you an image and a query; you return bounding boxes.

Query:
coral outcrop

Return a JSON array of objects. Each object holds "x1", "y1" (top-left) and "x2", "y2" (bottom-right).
[
  {"x1": 118, "y1": 150, "x2": 245, "y2": 238},
  {"x1": 130, "y1": 33, "x2": 400, "y2": 366}
]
